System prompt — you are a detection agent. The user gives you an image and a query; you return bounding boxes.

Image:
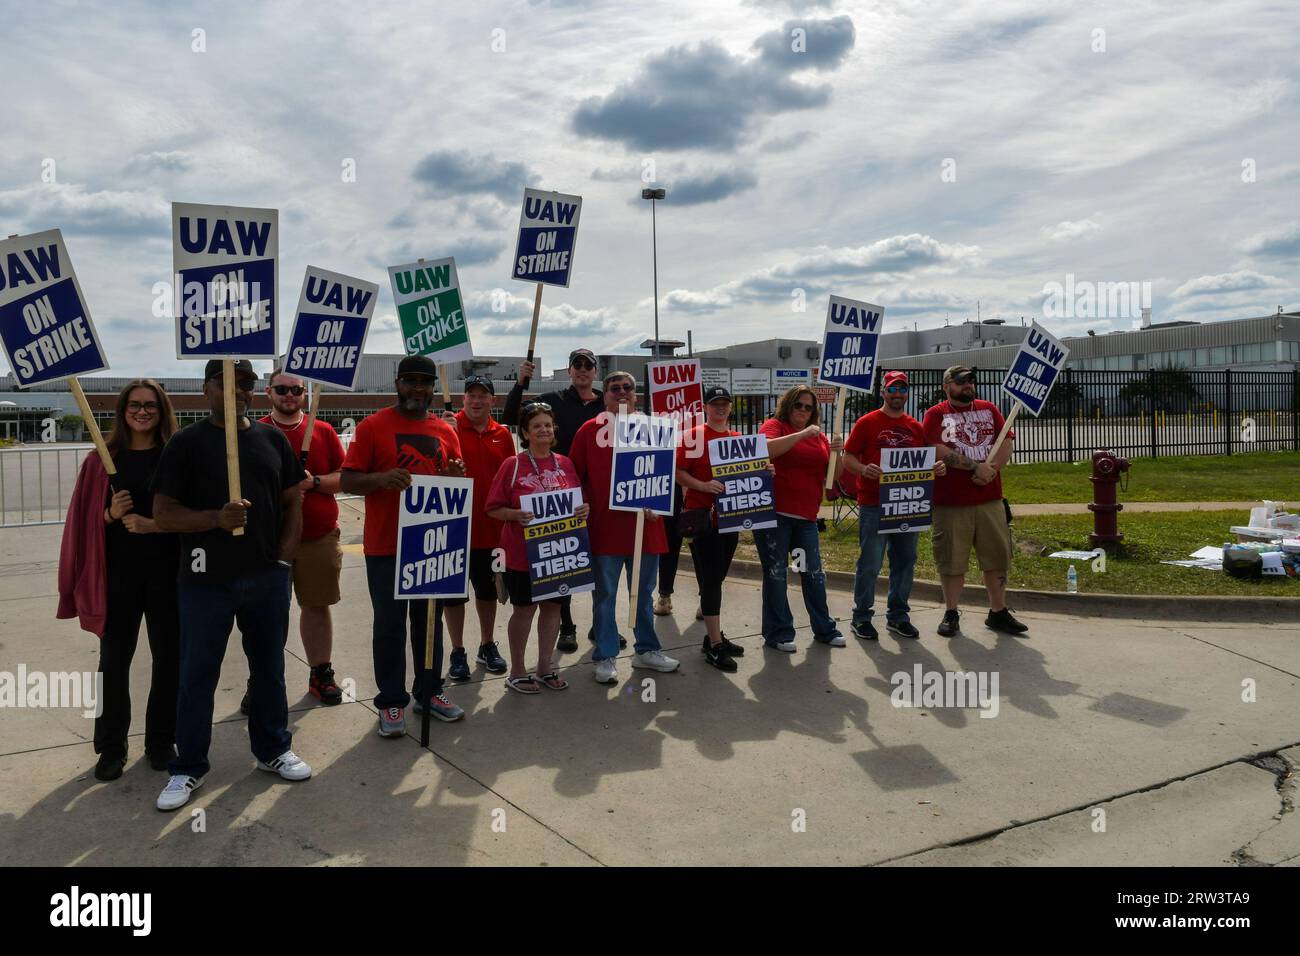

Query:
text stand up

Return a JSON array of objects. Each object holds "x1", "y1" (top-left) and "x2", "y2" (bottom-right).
[{"x1": 223, "y1": 358, "x2": 244, "y2": 536}]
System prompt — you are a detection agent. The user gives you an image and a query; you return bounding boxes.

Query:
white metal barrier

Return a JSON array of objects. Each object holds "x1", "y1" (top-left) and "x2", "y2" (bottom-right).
[{"x1": 0, "y1": 443, "x2": 93, "y2": 528}]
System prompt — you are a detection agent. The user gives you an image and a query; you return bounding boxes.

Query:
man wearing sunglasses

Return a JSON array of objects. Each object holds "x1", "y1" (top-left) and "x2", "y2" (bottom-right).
[
  {"x1": 843, "y1": 371, "x2": 945, "y2": 641},
  {"x1": 502, "y1": 347, "x2": 604, "y2": 652},
  {"x1": 921, "y1": 365, "x2": 1027, "y2": 637}
]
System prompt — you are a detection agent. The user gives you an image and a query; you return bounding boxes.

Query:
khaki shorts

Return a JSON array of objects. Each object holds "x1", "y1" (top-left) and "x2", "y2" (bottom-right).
[
  {"x1": 293, "y1": 527, "x2": 343, "y2": 607},
  {"x1": 931, "y1": 500, "x2": 1012, "y2": 576}
]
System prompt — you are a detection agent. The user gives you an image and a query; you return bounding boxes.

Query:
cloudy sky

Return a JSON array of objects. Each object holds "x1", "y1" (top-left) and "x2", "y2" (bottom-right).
[{"x1": 2, "y1": 0, "x2": 1297, "y2": 379}]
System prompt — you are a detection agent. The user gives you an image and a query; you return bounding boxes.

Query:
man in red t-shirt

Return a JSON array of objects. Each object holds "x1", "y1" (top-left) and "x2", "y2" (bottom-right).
[
  {"x1": 921, "y1": 365, "x2": 1027, "y2": 637},
  {"x1": 443, "y1": 375, "x2": 513, "y2": 682},
  {"x1": 570, "y1": 371, "x2": 680, "y2": 684},
  {"x1": 340, "y1": 356, "x2": 468, "y2": 738},
  {"x1": 843, "y1": 370, "x2": 945, "y2": 642},
  {"x1": 258, "y1": 370, "x2": 347, "y2": 706}
]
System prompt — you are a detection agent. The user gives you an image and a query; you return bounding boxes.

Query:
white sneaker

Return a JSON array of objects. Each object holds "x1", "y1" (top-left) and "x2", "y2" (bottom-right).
[
  {"x1": 820, "y1": 634, "x2": 847, "y2": 647},
  {"x1": 594, "y1": 659, "x2": 619, "y2": 684},
  {"x1": 257, "y1": 750, "x2": 313, "y2": 781},
  {"x1": 632, "y1": 650, "x2": 680, "y2": 673},
  {"x1": 654, "y1": 595, "x2": 673, "y2": 616},
  {"x1": 768, "y1": 641, "x2": 798, "y2": 653},
  {"x1": 156, "y1": 774, "x2": 203, "y2": 812}
]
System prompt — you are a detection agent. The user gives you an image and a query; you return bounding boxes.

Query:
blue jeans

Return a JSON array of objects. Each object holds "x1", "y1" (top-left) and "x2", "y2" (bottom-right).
[
  {"x1": 853, "y1": 506, "x2": 918, "y2": 626},
  {"x1": 365, "y1": 555, "x2": 444, "y2": 710},
  {"x1": 753, "y1": 515, "x2": 840, "y2": 646},
  {"x1": 593, "y1": 553, "x2": 661, "y2": 661},
  {"x1": 171, "y1": 564, "x2": 292, "y2": 778}
]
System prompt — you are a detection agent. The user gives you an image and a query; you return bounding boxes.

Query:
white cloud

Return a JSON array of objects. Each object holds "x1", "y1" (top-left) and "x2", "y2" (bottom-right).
[
  {"x1": 1041, "y1": 218, "x2": 1101, "y2": 242},
  {"x1": 1171, "y1": 271, "x2": 1285, "y2": 298}
]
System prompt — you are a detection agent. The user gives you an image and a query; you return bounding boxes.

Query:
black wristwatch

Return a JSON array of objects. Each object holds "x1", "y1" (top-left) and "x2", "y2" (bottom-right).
[{"x1": 312, "y1": 475, "x2": 321, "y2": 490}]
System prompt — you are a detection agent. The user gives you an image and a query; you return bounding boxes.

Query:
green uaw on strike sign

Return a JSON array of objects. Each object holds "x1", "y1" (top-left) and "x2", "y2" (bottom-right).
[{"x1": 386, "y1": 256, "x2": 474, "y2": 363}]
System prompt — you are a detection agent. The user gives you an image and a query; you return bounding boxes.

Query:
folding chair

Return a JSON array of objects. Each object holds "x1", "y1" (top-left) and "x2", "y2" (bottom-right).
[{"x1": 829, "y1": 471, "x2": 859, "y2": 530}]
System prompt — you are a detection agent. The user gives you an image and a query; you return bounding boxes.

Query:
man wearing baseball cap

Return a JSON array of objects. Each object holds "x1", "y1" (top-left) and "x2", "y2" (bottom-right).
[
  {"x1": 151, "y1": 359, "x2": 310, "y2": 811},
  {"x1": 501, "y1": 347, "x2": 603, "y2": 651},
  {"x1": 921, "y1": 366, "x2": 1027, "y2": 637},
  {"x1": 443, "y1": 375, "x2": 512, "y2": 681},
  {"x1": 842, "y1": 371, "x2": 945, "y2": 641}
]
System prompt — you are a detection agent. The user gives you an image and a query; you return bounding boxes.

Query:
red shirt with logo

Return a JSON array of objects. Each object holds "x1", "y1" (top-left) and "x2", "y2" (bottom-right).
[
  {"x1": 259, "y1": 415, "x2": 345, "y2": 541},
  {"x1": 484, "y1": 452, "x2": 581, "y2": 572},
  {"x1": 676, "y1": 423, "x2": 740, "y2": 511},
  {"x1": 844, "y1": 409, "x2": 927, "y2": 507},
  {"x1": 921, "y1": 399, "x2": 1012, "y2": 506},
  {"x1": 454, "y1": 409, "x2": 515, "y2": 550},
  {"x1": 342, "y1": 406, "x2": 463, "y2": 556},
  {"x1": 569, "y1": 414, "x2": 668, "y2": 556},
  {"x1": 759, "y1": 417, "x2": 830, "y2": 521}
]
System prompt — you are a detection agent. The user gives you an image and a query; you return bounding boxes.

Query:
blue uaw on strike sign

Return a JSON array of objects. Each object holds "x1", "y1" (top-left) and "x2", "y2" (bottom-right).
[
  {"x1": 878, "y1": 446, "x2": 935, "y2": 534},
  {"x1": 819, "y1": 294, "x2": 885, "y2": 393},
  {"x1": 1001, "y1": 322, "x2": 1070, "y2": 417},
  {"x1": 394, "y1": 476, "x2": 473, "y2": 599},
  {"x1": 172, "y1": 201, "x2": 278, "y2": 359},
  {"x1": 283, "y1": 266, "x2": 377, "y2": 391},
  {"x1": 512, "y1": 188, "x2": 582, "y2": 288},
  {"x1": 609, "y1": 413, "x2": 677, "y2": 515},
  {"x1": 709, "y1": 433, "x2": 777, "y2": 534},
  {"x1": 522, "y1": 487, "x2": 595, "y2": 602},
  {"x1": 0, "y1": 230, "x2": 108, "y2": 388}
]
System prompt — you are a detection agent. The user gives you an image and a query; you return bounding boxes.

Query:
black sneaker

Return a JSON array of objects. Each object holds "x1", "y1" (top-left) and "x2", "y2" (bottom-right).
[
  {"x1": 719, "y1": 633, "x2": 745, "y2": 657},
  {"x1": 476, "y1": 642, "x2": 507, "y2": 674},
  {"x1": 309, "y1": 664, "x2": 344, "y2": 704},
  {"x1": 851, "y1": 620, "x2": 878, "y2": 641},
  {"x1": 986, "y1": 608, "x2": 1029, "y2": 635},
  {"x1": 447, "y1": 648, "x2": 471, "y2": 682},
  {"x1": 94, "y1": 753, "x2": 125, "y2": 781},
  {"x1": 937, "y1": 609, "x2": 961, "y2": 637},
  {"x1": 588, "y1": 627, "x2": 627, "y2": 649},
  {"x1": 703, "y1": 640, "x2": 738, "y2": 672},
  {"x1": 240, "y1": 679, "x2": 250, "y2": 716},
  {"x1": 887, "y1": 620, "x2": 920, "y2": 640},
  {"x1": 557, "y1": 624, "x2": 579, "y2": 653}
]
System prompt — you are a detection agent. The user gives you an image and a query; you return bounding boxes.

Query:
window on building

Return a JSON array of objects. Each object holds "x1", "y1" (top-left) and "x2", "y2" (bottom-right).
[
  {"x1": 1211, "y1": 346, "x2": 1228, "y2": 365},
  {"x1": 1196, "y1": 348, "x2": 1209, "y2": 366}
]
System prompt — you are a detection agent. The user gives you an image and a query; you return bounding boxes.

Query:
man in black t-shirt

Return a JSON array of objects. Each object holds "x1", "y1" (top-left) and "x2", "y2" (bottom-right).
[{"x1": 150, "y1": 359, "x2": 307, "y2": 812}]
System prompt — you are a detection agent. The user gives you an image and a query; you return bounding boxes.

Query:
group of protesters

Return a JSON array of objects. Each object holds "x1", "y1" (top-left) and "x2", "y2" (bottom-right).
[{"x1": 57, "y1": 348, "x2": 1026, "y2": 813}]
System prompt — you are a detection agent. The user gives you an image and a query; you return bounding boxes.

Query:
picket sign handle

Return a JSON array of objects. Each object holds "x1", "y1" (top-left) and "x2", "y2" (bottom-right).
[
  {"x1": 627, "y1": 508, "x2": 646, "y2": 631},
  {"x1": 419, "y1": 598, "x2": 441, "y2": 747},
  {"x1": 439, "y1": 363, "x2": 452, "y2": 411},
  {"x1": 299, "y1": 382, "x2": 321, "y2": 462},
  {"x1": 521, "y1": 282, "x2": 544, "y2": 390},
  {"x1": 824, "y1": 387, "x2": 848, "y2": 489},
  {"x1": 988, "y1": 402, "x2": 1021, "y2": 463},
  {"x1": 67, "y1": 377, "x2": 117, "y2": 481},
  {"x1": 222, "y1": 359, "x2": 245, "y2": 536}
]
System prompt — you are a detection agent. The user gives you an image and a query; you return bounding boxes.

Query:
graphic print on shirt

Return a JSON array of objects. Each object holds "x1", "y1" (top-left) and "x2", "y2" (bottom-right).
[
  {"x1": 395, "y1": 433, "x2": 446, "y2": 473},
  {"x1": 517, "y1": 466, "x2": 571, "y2": 496},
  {"x1": 942, "y1": 408, "x2": 995, "y2": 460},
  {"x1": 876, "y1": 426, "x2": 918, "y2": 449}
]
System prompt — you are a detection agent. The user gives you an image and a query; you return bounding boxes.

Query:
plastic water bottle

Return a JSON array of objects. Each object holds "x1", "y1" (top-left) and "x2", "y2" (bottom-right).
[{"x1": 1067, "y1": 565, "x2": 1078, "y2": 593}]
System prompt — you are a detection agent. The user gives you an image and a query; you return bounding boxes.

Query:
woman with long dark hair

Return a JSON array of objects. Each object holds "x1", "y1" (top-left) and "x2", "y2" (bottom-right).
[{"x1": 57, "y1": 379, "x2": 181, "y2": 781}]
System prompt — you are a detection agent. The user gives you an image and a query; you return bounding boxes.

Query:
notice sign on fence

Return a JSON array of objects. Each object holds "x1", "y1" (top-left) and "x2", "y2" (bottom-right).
[
  {"x1": 512, "y1": 188, "x2": 582, "y2": 288},
  {"x1": 172, "y1": 202, "x2": 278, "y2": 359},
  {"x1": 878, "y1": 446, "x2": 935, "y2": 534},
  {"x1": 0, "y1": 229, "x2": 108, "y2": 387},
  {"x1": 609, "y1": 413, "x2": 677, "y2": 515},
  {"x1": 394, "y1": 476, "x2": 473, "y2": 599},
  {"x1": 1001, "y1": 322, "x2": 1070, "y2": 416},
  {"x1": 819, "y1": 294, "x2": 884, "y2": 393},
  {"x1": 283, "y1": 266, "x2": 377, "y2": 391},
  {"x1": 709, "y1": 433, "x2": 777, "y2": 533},
  {"x1": 388, "y1": 257, "x2": 474, "y2": 364},
  {"x1": 522, "y1": 487, "x2": 595, "y2": 601},
  {"x1": 648, "y1": 358, "x2": 703, "y2": 432}
]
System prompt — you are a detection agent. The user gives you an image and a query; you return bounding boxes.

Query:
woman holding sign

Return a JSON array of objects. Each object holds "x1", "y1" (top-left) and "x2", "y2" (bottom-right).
[
  {"x1": 485, "y1": 403, "x2": 588, "y2": 694},
  {"x1": 58, "y1": 380, "x2": 181, "y2": 781},
  {"x1": 754, "y1": 385, "x2": 846, "y2": 651}
]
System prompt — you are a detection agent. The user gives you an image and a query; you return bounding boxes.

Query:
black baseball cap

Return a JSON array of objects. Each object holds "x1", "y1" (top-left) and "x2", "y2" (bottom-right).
[
  {"x1": 397, "y1": 355, "x2": 438, "y2": 379},
  {"x1": 464, "y1": 374, "x2": 494, "y2": 395},
  {"x1": 204, "y1": 358, "x2": 257, "y2": 382},
  {"x1": 568, "y1": 348, "x2": 596, "y2": 366},
  {"x1": 703, "y1": 385, "x2": 732, "y2": 404}
]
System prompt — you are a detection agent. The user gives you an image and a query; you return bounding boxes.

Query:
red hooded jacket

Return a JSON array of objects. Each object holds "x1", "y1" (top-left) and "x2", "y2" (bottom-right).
[{"x1": 57, "y1": 451, "x2": 110, "y2": 637}]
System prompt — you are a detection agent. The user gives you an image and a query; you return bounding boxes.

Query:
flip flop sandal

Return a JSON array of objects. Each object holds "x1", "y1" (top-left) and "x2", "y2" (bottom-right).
[
  {"x1": 536, "y1": 671, "x2": 569, "y2": 691},
  {"x1": 506, "y1": 675, "x2": 541, "y2": 695}
]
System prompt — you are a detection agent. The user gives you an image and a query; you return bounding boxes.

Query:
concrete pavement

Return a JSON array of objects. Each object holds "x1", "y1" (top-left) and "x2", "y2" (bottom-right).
[{"x1": 2, "y1": 506, "x2": 1297, "y2": 866}]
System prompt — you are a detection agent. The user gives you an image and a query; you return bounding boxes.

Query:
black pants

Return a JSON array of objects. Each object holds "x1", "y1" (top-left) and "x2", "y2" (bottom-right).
[
  {"x1": 688, "y1": 526, "x2": 739, "y2": 617},
  {"x1": 659, "y1": 483, "x2": 685, "y2": 596},
  {"x1": 94, "y1": 570, "x2": 180, "y2": 761}
]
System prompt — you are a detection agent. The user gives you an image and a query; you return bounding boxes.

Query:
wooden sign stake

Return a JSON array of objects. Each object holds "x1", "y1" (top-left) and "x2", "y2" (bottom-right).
[
  {"x1": 299, "y1": 381, "x2": 321, "y2": 465},
  {"x1": 67, "y1": 377, "x2": 118, "y2": 485},
  {"x1": 223, "y1": 358, "x2": 244, "y2": 536},
  {"x1": 626, "y1": 509, "x2": 646, "y2": 632},
  {"x1": 988, "y1": 402, "x2": 1021, "y2": 462},
  {"x1": 824, "y1": 387, "x2": 848, "y2": 489},
  {"x1": 419, "y1": 599, "x2": 443, "y2": 747},
  {"x1": 521, "y1": 282, "x2": 543, "y2": 389}
]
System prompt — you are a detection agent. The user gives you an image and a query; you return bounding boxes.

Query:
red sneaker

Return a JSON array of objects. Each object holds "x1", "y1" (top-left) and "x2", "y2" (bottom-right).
[{"x1": 309, "y1": 664, "x2": 343, "y2": 705}]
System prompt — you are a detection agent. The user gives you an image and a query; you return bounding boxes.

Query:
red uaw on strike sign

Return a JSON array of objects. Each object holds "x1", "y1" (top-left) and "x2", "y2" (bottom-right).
[{"x1": 647, "y1": 358, "x2": 703, "y2": 436}]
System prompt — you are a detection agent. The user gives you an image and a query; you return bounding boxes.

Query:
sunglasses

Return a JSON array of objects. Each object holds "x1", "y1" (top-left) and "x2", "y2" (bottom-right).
[
  {"x1": 523, "y1": 402, "x2": 553, "y2": 414},
  {"x1": 398, "y1": 375, "x2": 435, "y2": 387},
  {"x1": 792, "y1": 401, "x2": 816, "y2": 412},
  {"x1": 125, "y1": 401, "x2": 160, "y2": 413},
  {"x1": 570, "y1": 359, "x2": 596, "y2": 370},
  {"x1": 271, "y1": 385, "x2": 306, "y2": 396},
  {"x1": 948, "y1": 373, "x2": 975, "y2": 385},
  {"x1": 884, "y1": 386, "x2": 910, "y2": 394},
  {"x1": 606, "y1": 382, "x2": 635, "y2": 393}
]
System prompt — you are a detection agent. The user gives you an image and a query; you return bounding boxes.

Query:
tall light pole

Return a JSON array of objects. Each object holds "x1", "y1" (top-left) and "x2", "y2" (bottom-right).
[{"x1": 641, "y1": 187, "x2": 665, "y2": 359}]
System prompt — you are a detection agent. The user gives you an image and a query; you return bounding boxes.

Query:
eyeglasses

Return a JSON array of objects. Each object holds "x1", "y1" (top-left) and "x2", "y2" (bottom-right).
[
  {"x1": 606, "y1": 383, "x2": 635, "y2": 393},
  {"x1": 884, "y1": 386, "x2": 910, "y2": 394},
  {"x1": 792, "y1": 401, "x2": 815, "y2": 412},
  {"x1": 126, "y1": 401, "x2": 160, "y2": 413},
  {"x1": 271, "y1": 385, "x2": 306, "y2": 396},
  {"x1": 398, "y1": 375, "x2": 435, "y2": 387},
  {"x1": 570, "y1": 359, "x2": 596, "y2": 370}
]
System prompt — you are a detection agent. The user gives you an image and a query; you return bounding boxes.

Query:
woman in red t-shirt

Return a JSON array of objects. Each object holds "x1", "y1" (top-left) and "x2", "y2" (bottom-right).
[
  {"x1": 754, "y1": 386, "x2": 846, "y2": 650},
  {"x1": 486, "y1": 404, "x2": 588, "y2": 694}
]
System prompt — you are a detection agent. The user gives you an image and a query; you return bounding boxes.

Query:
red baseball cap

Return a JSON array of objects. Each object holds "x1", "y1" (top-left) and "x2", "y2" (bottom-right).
[{"x1": 882, "y1": 370, "x2": 909, "y2": 388}]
